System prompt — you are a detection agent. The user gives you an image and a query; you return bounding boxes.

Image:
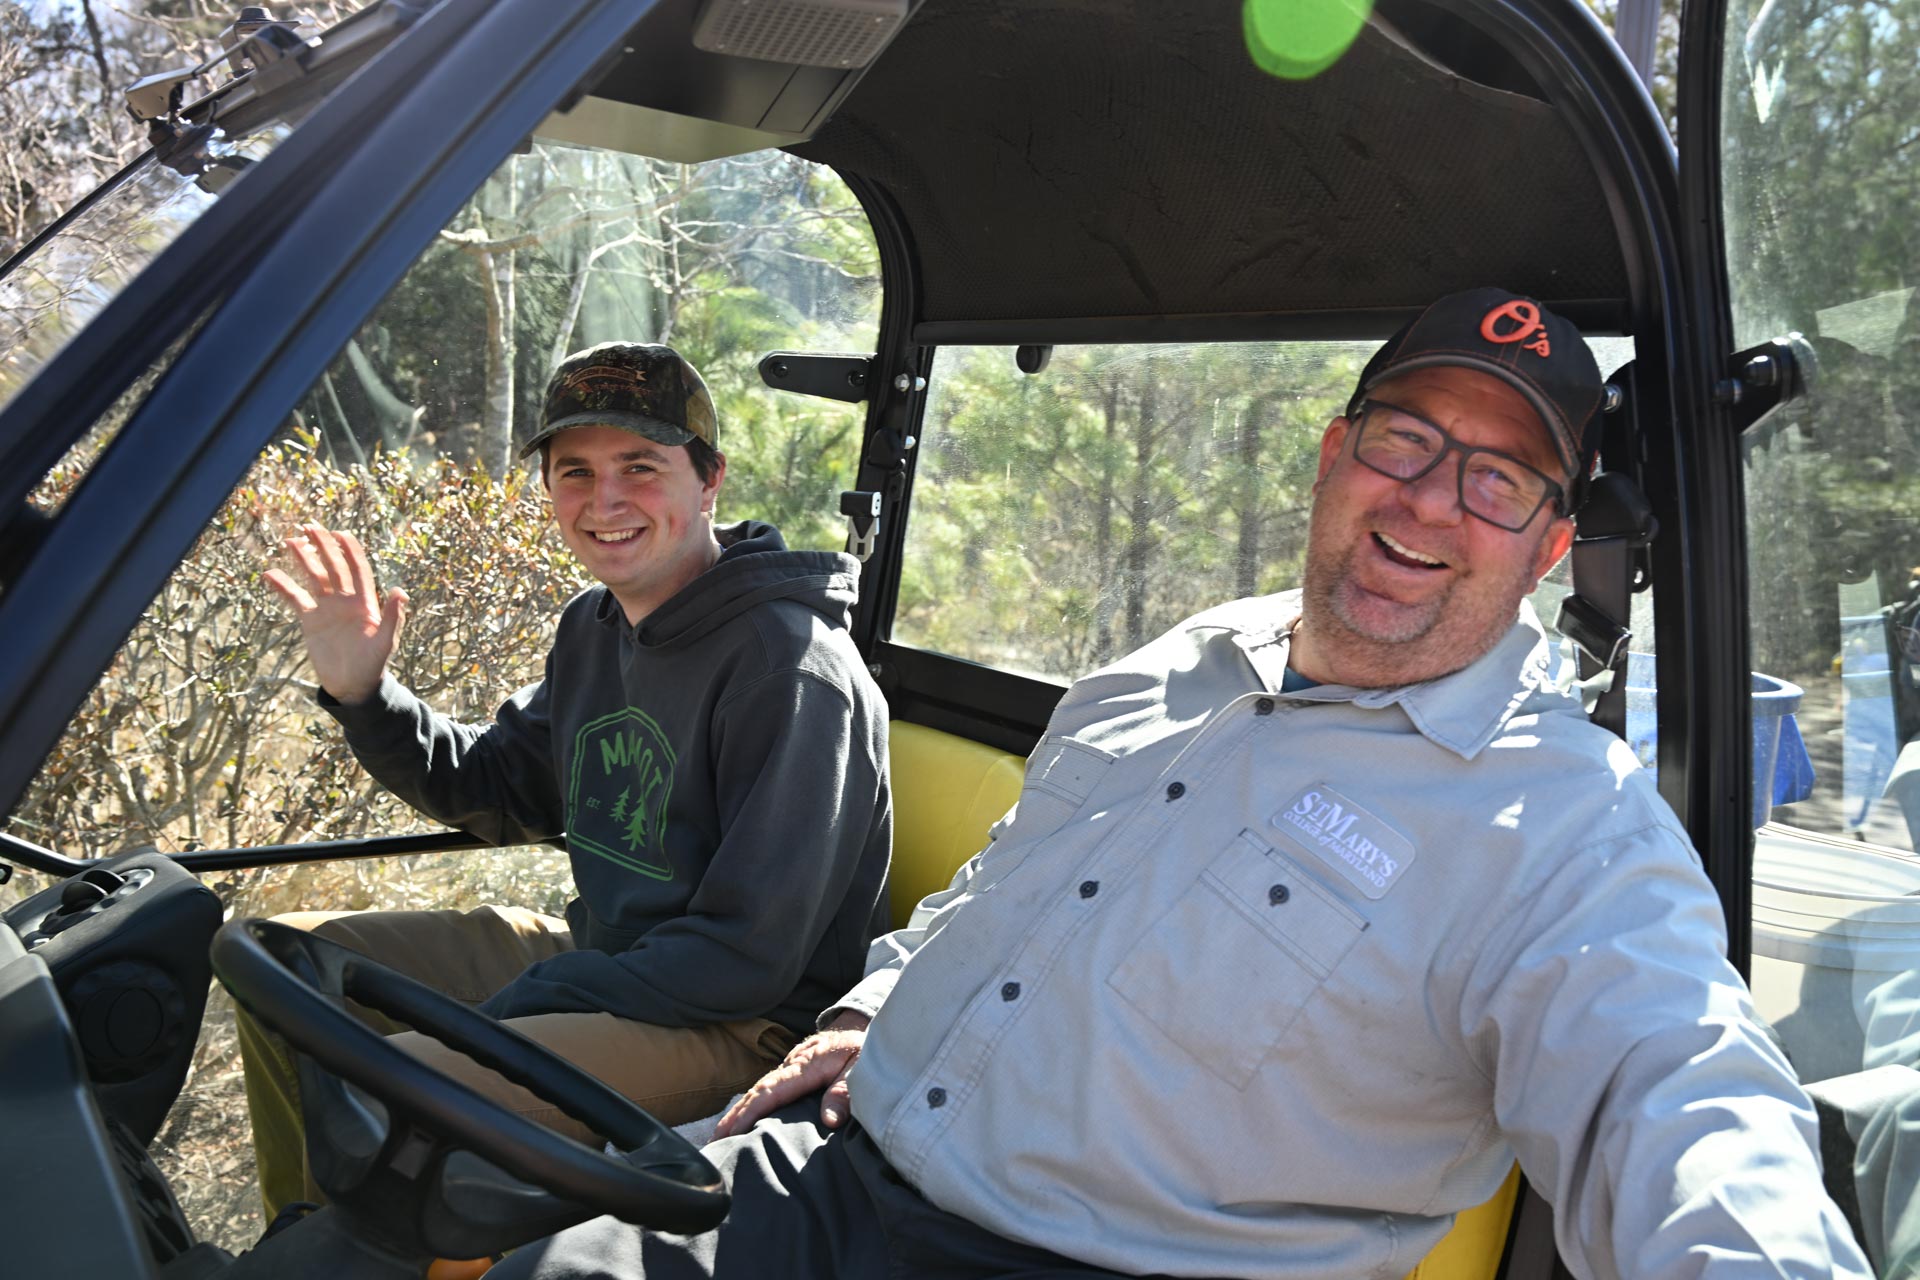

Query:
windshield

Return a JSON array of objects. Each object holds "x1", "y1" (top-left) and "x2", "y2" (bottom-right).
[
  {"x1": 0, "y1": 128, "x2": 285, "y2": 417},
  {"x1": 1724, "y1": 0, "x2": 1920, "y2": 1108},
  {"x1": 0, "y1": 0, "x2": 411, "y2": 423}
]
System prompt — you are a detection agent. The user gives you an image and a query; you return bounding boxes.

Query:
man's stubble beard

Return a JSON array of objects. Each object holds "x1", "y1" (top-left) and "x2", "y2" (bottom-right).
[{"x1": 1299, "y1": 507, "x2": 1545, "y2": 687}]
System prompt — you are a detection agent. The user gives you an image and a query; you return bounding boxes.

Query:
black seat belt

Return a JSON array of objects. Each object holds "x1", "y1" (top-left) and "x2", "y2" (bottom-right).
[{"x1": 1554, "y1": 471, "x2": 1657, "y2": 739}]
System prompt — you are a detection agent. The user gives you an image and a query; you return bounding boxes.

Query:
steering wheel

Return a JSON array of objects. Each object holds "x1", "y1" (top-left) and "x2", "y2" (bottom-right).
[{"x1": 210, "y1": 918, "x2": 728, "y2": 1260}]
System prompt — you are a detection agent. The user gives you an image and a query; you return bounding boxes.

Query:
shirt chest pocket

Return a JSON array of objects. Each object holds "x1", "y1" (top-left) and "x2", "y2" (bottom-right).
[{"x1": 1106, "y1": 828, "x2": 1369, "y2": 1089}]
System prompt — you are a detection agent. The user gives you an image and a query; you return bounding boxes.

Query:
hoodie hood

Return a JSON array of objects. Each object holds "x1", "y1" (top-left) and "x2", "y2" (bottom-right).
[{"x1": 597, "y1": 520, "x2": 861, "y2": 647}]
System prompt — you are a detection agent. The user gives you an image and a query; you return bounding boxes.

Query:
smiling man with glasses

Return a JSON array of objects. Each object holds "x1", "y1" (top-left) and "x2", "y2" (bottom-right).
[
  {"x1": 1292, "y1": 288, "x2": 1588, "y2": 687},
  {"x1": 497, "y1": 290, "x2": 1863, "y2": 1280}
]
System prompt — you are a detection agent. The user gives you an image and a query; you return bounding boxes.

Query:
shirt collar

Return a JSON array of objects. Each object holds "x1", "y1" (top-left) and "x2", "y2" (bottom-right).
[{"x1": 1223, "y1": 591, "x2": 1569, "y2": 761}]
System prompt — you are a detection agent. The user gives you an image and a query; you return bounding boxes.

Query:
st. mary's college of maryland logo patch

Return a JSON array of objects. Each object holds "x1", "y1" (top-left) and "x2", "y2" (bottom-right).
[{"x1": 568, "y1": 708, "x2": 678, "y2": 880}]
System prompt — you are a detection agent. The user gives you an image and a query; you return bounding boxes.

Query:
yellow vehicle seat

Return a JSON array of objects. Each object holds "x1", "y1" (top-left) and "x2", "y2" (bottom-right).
[
  {"x1": 885, "y1": 720, "x2": 1523, "y2": 1280},
  {"x1": 887, "y1": 721, "x2": 1028, "y2": 928}
]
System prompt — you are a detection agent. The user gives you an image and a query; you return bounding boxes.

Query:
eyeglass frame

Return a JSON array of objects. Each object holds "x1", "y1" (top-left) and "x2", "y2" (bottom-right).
[{"x1": 1347, "y1": 399, "x2": 1569, "y2": 533}]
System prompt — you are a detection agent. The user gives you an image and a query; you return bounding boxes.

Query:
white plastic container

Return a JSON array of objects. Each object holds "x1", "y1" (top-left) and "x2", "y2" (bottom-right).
[{"x1": 1751, "y1": 827, "x2": 1920, "y2": 1083}]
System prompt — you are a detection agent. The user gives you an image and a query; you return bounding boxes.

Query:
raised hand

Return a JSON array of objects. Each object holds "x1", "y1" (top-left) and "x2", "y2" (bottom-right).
[
  {"x1": 714, "y1": 1010, "x2": 870, "y2": 1137},
  {"x1": 264, "y1": 525, "x2": 408, "y2": 706}
]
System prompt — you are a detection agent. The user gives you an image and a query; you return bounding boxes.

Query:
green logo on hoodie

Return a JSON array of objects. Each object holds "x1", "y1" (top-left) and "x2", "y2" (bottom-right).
[{"x1": 568, "y1": 707, "x2": 677, "y2": 880}]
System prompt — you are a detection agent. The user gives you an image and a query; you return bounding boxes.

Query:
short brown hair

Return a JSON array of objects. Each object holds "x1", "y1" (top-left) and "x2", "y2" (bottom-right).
[{"x1": 539, "y1": 435, "x2": 723, "y2": 487}]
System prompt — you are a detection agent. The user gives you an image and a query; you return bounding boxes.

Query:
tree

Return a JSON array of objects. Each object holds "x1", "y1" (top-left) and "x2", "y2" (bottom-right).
[
  {"x1": 892, "y1": 340, "x2": 1358, "y2": 680},
  {"x1": 1577, "y1": 0, "x2": 1680, "y2": 136}
]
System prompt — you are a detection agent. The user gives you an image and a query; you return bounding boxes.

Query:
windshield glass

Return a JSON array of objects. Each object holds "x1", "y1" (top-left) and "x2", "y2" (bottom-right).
[
  {"x1": 1726, "y1": 0, "x2": 1920, "y2": 1102},
  {"x1": 5, "y1": 134, "x2": 878, "y2": 1251},
  {"x1": 0, "y1": 129, "x2": 284, "y2": 417}
]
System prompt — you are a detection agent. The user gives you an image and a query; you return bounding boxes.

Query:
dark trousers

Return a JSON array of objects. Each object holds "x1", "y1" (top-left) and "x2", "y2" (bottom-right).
[{"x1": 493, "y1": 1102, "x2": 1198, "y2": 1280}]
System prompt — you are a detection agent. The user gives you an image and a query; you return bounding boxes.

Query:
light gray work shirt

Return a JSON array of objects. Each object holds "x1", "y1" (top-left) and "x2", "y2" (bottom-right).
[{"x1": 834, "y1": 592, "x2": 1868, "y2": 1280}]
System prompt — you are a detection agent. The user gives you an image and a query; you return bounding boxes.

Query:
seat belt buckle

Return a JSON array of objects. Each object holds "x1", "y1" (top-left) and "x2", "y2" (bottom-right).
[
  {"x1": 1555, "y1": 592, "x2": 1631, "y2": 671},
  {"x1": 841, "y1": 490, "x2": 882, "y2": 562}
]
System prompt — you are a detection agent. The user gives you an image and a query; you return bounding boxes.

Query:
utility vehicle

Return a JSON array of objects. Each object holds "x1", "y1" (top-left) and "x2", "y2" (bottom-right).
[{"x1": 1, "y1": 0, "x2": 1915, "y2": 1275}]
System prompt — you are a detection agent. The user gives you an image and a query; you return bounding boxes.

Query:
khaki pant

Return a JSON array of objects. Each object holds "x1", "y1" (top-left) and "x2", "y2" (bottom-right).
[{"x1": 236, "y1": 905, "x2": 795, "y2": 1218}]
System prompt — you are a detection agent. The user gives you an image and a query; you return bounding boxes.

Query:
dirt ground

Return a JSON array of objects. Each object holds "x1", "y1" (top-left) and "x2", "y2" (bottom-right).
[
  {"x1": 1767, "y1": 671, "x2": 1917, "y2": 850},
  {"x1": 150, "y1": 990, "x2": 266, "y2": 1255}
]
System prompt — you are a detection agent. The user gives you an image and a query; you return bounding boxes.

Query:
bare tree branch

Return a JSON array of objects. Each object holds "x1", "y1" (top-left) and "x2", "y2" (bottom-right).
[{"x1": 79, "y1": 0, "x2": 115, "y2": 106}]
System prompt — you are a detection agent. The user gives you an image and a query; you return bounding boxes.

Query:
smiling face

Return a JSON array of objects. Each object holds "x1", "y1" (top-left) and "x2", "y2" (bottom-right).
[
  {"x1": 1291, "y1": 366, "x2": 1576, "y2": 688},
  {"x1": 545, "y1": 424, "x2": 726, "y2": 626}
]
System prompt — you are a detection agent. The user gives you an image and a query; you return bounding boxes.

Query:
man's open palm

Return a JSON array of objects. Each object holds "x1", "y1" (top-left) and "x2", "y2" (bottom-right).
[{"x1": 264, "y1": 524, "x2": 408, "y2": 705}]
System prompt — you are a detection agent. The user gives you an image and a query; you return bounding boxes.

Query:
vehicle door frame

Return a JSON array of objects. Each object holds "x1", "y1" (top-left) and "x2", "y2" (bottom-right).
[
  {"x1": 0, "y1": 0, "x2": 661, "y2": 825},
  {"x1": 1671, "y1": 0, "x2": 1764, "y2": 967}
]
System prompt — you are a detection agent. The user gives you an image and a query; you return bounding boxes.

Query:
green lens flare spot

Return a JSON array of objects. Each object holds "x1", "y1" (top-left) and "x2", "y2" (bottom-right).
[{"x1": 1243, "y1": 0, "x2": 1374, "y2": 80}]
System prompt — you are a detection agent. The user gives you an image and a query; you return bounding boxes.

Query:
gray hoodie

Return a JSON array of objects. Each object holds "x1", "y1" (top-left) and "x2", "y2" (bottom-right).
[{"x1": 324, "y1": 520, "x2": 892, "y2": 1033}]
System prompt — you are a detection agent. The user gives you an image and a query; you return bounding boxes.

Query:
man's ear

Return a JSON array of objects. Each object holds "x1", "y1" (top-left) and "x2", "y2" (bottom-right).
[
  {"x1": 703, "y1": 452, "x2": 727, "y2": 513},
  {"x1": 1530, "y1": 514, "x2": 1577, "y2": 585},
  {"x1": 1314, "y1": 418, "x2": 1351, "y2": 487}
]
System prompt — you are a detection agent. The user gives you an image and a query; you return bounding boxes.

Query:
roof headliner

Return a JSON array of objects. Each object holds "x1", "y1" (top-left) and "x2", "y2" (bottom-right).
[{"x1": 788, "y1": 0, "x2": 1631, "y2": 337}]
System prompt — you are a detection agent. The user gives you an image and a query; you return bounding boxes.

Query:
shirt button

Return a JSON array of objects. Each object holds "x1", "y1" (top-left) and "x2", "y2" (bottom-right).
[
  {"x1": 1001, "y1": 981, "x2": 1021, "y2": 1002},
  {"x1": 1078, "y1": 880, "x2": 1099, "y2": 899},
  {"x1": 1269, "y1": 883, "x2": 1291, "y2": 905},
  {"x1": 1165, "y1": 781, "x2": 1186, "y2": 801},
  {"x1": 1255, "y1": 696, "x2": 1275, "y2": 715},
  {"x1": 927, "y1": 1087, "x2": 947, "y2": 1108}
]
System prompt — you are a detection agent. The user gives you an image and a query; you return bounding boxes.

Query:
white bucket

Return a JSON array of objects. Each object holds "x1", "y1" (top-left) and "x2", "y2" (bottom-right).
[{"x1": 1751, "y1": 828, "x2": 1920, "y2": 1083}]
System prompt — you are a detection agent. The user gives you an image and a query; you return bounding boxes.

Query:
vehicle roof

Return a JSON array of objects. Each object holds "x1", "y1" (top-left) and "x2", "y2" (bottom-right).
[{"x1": 766, "y1": 0, "x2": 1634, "y2": 339}]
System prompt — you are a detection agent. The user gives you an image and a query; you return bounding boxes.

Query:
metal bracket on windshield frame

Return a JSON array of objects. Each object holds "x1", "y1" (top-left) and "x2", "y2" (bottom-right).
[
  {"x1": 758, "y1": 351, "x2": 875, "y2": 404},
  {"x1": 1713, "y1": 334, "x2": 1815, "y2": 435}
]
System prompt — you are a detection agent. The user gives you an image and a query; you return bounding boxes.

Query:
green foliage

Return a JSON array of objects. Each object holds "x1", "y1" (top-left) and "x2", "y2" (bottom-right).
[
  {"x1": 1575, "y1": 0, "x2": 1679, "y2": 136},
  {"x1": 288, "y1": 143, "x2": 877, "y2": 554},
  {"x1": 897, "y1": 342, "x2": 1362, "y2": 679},
  {"x1": 1725, "y1": 0, "x2": 1920, "y2": 682}
]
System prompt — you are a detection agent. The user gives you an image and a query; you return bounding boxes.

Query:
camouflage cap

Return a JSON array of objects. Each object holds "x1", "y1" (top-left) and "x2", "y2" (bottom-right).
[{"x1": 520, "y1": 341, "x2": 719, "y2": 459}]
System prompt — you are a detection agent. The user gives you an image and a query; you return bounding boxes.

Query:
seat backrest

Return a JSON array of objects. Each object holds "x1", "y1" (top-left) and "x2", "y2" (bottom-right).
[
  {"x1": 883, "y1": 720, "x2": 1520, "y2": 1280},
  {"x1": 1405, "y1": 1167, "x2": 1521, "y2": 1280},
  {"x1": 886, "y1": 720, "x2": 1026, "y2": 930}
]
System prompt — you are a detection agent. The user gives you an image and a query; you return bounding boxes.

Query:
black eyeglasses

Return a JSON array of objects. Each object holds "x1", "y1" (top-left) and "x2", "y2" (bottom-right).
[{"x1": 1349, "y1": 400, "x2": 1566, "y2": 532}]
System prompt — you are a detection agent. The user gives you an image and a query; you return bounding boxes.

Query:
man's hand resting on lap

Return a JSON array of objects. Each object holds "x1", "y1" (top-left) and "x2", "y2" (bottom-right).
[{"x1": 715, "y1": 1010, "x2": 870, "y2": 1137}]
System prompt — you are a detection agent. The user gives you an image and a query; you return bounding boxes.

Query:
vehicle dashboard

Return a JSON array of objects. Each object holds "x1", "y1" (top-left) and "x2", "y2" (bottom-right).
[
  {"x1": 0, "y1": 922, "x2": 162, "y2": 1274},
  {"x1": 1, "y1": 851, "x2": 223, "y2": 1275}
]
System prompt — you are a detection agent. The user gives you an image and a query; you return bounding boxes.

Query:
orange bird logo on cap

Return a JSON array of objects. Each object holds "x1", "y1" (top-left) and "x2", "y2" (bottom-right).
[{"x1": 1479, "y1": 300, "x2": 1552, "y2": 358}]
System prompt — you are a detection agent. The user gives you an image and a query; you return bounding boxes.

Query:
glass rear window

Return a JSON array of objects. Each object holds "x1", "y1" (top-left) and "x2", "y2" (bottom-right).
[{"x1": 895, "y1": 337, "x2": 1634, "y2": 684}]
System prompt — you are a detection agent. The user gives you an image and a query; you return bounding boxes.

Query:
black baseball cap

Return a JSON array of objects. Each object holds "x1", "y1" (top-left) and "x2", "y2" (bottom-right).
[
  {"x1": 1347, "y1": 287, "x2": 1602, "y2": 492},
  {"x1": 520, "y1": 341, "x2": 719, "y2": 459}
]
